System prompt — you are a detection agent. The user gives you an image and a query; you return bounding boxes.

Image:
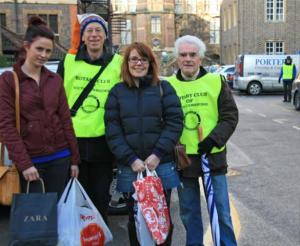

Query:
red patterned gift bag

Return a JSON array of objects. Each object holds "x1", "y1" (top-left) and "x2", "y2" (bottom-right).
[{"x1": 133, "y1": 168, "x2": 171, "y2": 245}]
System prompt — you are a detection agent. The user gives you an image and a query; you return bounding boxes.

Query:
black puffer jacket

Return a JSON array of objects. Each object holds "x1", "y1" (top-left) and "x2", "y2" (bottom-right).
[{"x1": 104, "y1": 79, "x2": 183, "y2": 166}]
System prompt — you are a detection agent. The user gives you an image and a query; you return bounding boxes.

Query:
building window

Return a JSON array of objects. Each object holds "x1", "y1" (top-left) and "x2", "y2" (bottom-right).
[
  {"x1": 210, "y1": 18, "x2": 220, "y2": 44},
  {"x1": 265, "y1": 0, "x2": 284, "y2": 22},
  {"x1": 128, "y1": 0, "x2": 136, "y2": 12},
  {"x1": 187, "y1": 0, "x2": 196, "y2": 14},
  {"x1": 223, "y1": 10, "x2": 227, "y2": 31},
  {"x1": 121, "y1": 19, "x2": 132, "y2": 45},
  {"x1": 205, "y1": 0, "x2": 220, "y2": 14},
  {"x1": 151, "y1": 16, "x2": 161, "y2": 34},
  {"x1": 175, "y1": 0, "x2": 184, "y2": 14},
  {"x1": 233, "y1": 3, "x2": 237, "y2": 26},
  {"x1": 265, "y1": 41, "x2": 284, "y2": 54},
  {"x1": 0, "y1": 13, "x2": 6, "y2": 27},
  {"x1": 28, "y1": 14, "x2": 58, "y2": 34},
  {"x1": 114, "y1": 0, "x2": 125, "y2": 12},
  {"x1": 113, "y1": 0, "x2": 136, "y2": 13}
]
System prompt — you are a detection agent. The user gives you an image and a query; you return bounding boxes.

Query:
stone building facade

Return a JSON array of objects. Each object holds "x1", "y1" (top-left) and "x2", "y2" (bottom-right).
[
  {"x1": 221, "y1": 0, "x2": 300, "y2": 64},
  {"x1": 0, "y1": 0, "x2": 77, "y2": 60},
  {"x1": 111, "y1": 0, "x2": 222, "y2": 66}
]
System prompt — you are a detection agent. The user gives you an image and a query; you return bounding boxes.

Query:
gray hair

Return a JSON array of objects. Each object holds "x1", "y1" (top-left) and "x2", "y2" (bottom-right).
[{"x1": 174, "y1": 35, "x2": 206, "y2": 58}]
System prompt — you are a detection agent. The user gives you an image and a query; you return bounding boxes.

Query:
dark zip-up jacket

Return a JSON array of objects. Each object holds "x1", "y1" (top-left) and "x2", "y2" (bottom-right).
[
  {"x1": 175, "y1": 67, "x2": 239, "y2": 176},
  {"x1": 104, "y1": 79, "x2": 183, "y2": 166},
  {"x1": 0, "y1": 60, "x2": 80, "y2": 172}
]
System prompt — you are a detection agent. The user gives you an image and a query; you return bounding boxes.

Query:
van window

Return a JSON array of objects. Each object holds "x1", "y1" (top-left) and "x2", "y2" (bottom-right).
[{"x1": 226, "y1": 67, "x2": 235, "y2": 73}]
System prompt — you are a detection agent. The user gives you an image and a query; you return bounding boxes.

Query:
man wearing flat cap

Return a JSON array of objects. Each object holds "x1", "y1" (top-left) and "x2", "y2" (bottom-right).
[{"x1": 57, "y1": 13, "x2": 122, "y2": 222}]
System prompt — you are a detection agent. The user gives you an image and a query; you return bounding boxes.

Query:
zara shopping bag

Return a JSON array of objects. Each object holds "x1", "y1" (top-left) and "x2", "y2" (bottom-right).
[
  {"x1": 57, "y1": 178, "x2": 113, "y2": 246},
  {"x1": 133, "y1": 168, "x2": 171, "y2": 245},
  {"x1": 9, "y1": 179, "x2": 58, "y2": 246}
]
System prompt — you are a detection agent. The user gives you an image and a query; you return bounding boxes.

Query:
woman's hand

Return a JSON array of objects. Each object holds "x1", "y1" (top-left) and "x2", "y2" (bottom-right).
[
  {"x1": 22, "y1": 166, "x2": 39, "y2": 181},
  {"x1": 70, "y1": 165, "x2": 79, "y2": 178},
  {"x1": 131, "y1": 159, "x2": 145, "y2": 173},
  {"x1": 145, "y1": 154, "x2": 160, "y2": 171}
]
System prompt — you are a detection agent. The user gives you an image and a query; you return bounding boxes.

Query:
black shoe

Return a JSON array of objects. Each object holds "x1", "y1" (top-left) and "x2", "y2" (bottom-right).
[
  {"x1": 283, "y1": 100, "x2": 287, "y2": 102},
  {"x1": 287, "y1": 100, "x2": 291, "y2": 102}
]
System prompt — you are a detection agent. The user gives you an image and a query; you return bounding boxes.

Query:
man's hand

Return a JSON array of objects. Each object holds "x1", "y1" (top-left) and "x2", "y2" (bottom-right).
[
  {"x1": 70, "y1": 165, "x2": 79, "y2": 178},
  {"x1": 145, "y1": 154, "x2": 160, "y2": 171},
  {"x1": 198, "y1": 137, "x2": 215, "y2": 156},
  {"x1": 131, "y1": 159, "x2": 145, "y2": 172},
  {"x1": 278, "y1": 79, "x2": 281, "y2": 84},
  {"x1": 22, "y1": 166, "x2": 39, "y2": 181}
]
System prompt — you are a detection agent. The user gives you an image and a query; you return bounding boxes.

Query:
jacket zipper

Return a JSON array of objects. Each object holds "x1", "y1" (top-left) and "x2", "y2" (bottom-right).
[{"x1": 137, "y1": 88, "x2": 144, "y2": 156}]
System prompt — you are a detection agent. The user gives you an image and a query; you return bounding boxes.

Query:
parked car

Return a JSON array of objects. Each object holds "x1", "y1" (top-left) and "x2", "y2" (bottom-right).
[
  {"x1": 234, "y1": 54, "x2": 300, "y2": 95},
  {"x1": 205, "y1": 64, "x2": 221, "y2": 73},
  {"x1": 0, "y1": 60, "x2": 59, "y2": 75},
  {"x1": 292, "y1": 76, "x2": 300, "y2": 110},
  {"x1": 214, "y1": 65, "x2": 235, "y2": 88}
]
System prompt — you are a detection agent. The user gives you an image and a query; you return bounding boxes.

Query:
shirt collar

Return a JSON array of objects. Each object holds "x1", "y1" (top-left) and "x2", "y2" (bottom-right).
[
  {"x1": 75, "y1": 45, "x2": 112, "y2": 66},
  {"x1": 176, "y1": 66, "x2": 207, "y2": 81}
]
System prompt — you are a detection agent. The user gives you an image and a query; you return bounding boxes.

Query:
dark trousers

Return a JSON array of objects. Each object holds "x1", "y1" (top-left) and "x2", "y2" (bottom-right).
[
  {"x1": 125, "y1": 190, "x2": 173, "y2": 246},
  {"x1": 20, "y1": 156, "x2": 71, "y2": 200},
  {"x1": 78, "y1": 160, "x2": 113, "y2": 223},
  {"x1": 283, "y1": 80, "x2": 293, "y2": 101}
]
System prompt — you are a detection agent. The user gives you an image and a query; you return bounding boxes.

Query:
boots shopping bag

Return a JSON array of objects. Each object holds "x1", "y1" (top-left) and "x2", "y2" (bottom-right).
[
  {"x1": 133, "y1": 168, "x2": 171, "y2": 245},
  {"x1": 132, "y1": 178, "x2": 155, "y2": 246},
  {"x1": 57, "y1": 178, "x2": 113, "y2": 246}
]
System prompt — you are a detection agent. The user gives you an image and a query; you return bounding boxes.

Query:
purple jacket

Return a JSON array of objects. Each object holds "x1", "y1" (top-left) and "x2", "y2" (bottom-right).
[{"x1": 0, "y1": 60, "x2": 80, "y2": 172}]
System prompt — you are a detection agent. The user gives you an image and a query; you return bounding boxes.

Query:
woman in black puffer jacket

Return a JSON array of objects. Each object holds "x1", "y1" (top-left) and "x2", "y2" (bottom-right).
[{"x1": 104, "y1": 42, "x2": 183, "y2": 246}]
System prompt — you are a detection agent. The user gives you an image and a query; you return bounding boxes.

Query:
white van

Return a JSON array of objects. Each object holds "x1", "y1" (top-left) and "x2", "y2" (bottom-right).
[{"x1": 234, "y1": 54, "x2": 300, "y2": 95}]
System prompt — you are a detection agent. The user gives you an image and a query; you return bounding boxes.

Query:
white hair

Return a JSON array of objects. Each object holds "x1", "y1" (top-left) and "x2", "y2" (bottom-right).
[{"x1": 174, "y1": 35, "x2": 206, "y2": 58}]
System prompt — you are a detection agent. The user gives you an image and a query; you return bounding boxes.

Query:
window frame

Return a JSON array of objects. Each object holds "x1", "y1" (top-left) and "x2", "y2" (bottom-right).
[
  {"x1": 0, "y1": 13, "x2": 6, "y2": 27},
  {"x1": 265, "y1": 41, "x2": 284, "y2": 55},
  {"x1": 265, "y1": 0, "x2": 284, "y2": 22},
  {"x1": 151, "y1": 16, "x2": 161, "y2": 34}
]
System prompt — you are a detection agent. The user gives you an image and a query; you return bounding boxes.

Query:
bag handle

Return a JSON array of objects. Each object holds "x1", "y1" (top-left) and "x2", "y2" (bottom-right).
[
  {"x1": 63, "y1": 178, "x2": 87, "y2": 203},
  {"x1": 26, "y1": 178, "x2": 45, "y2": 194},
  {"x1": 145, "y1": 166, "x2": 158, "y2": 177},
  {"x1": 0, "y1": 71, "x2": 20, "y2": 168},
  {"x1": 137, "y1": 172, "x2": 144, "y2": 181}
]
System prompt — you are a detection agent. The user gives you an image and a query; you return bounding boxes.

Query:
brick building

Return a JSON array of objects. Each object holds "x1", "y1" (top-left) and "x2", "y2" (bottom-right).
[
  {"x1": 0, "y1": 0, "x2": 77, "y2": 60},
  {"x1": 220, "y1": 0, "x2": 300, "y2": 64},
  {"x1": 111, "y1": 0, "x2": 222, "y2": 67}
]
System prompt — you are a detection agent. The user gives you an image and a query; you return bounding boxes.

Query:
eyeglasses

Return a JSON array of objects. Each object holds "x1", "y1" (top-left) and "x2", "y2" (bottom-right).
[
  {"x1": 128, "y1": 56, "x2": 149, "y2": 65},
  {"x1": 179, "y1": 52, "x2": 199, "y2": 58}
]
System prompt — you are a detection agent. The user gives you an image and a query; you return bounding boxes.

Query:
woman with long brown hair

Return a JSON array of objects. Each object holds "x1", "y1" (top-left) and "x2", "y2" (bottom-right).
[
  {"x1": 0, "y1": 16, "x2": 80, "y2": 198},
  {"x1": 105, "y1": 42, "x2": 183, "y2": 245}
]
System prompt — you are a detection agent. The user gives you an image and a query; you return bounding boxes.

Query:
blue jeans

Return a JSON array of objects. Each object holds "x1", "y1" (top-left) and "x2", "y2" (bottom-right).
[{"x1": 177, "y1": 175, "x2": 237, "y2": 246}]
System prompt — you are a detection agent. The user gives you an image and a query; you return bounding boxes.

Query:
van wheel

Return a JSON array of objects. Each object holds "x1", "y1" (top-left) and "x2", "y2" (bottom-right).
[
  {"x1": 295, "y1": 92, "x2": 300, "y2": 110},
  {"x1": 247, "y1": 81, "x2": 262, "y2": 95}
]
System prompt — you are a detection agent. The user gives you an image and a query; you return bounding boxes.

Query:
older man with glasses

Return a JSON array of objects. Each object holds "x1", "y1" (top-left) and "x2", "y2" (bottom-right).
[{"x1": 167, "y1": 35, "x2": 238, "y2": 246}]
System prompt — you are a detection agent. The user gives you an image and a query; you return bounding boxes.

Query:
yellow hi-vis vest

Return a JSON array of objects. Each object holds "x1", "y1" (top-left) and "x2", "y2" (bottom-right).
[
  {"x1": 168, "y1": 73, "x2": 225, "y2": 154},
  {"x1": 64, "y1": 53, "x2": 122, "y2": 137},
  {"x1": 282, "y1": 64, "x2": 294, "y2": 80}
]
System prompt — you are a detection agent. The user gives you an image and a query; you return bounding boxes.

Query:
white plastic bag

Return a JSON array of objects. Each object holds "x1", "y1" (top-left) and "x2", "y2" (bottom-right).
[
  {"x1": 133, "y1": 173, "x2": 155, "y2": 246},
  {"x1": 57, "y1": 178, "x2": 113, "y2": 246}
]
